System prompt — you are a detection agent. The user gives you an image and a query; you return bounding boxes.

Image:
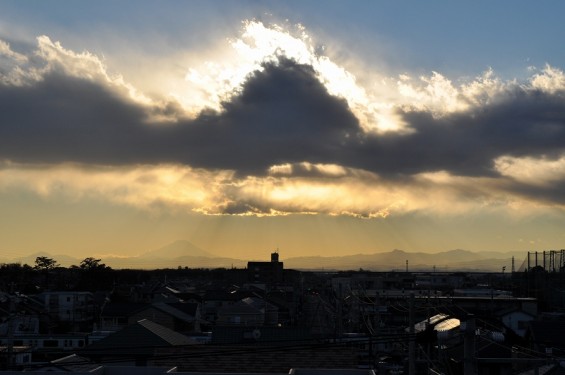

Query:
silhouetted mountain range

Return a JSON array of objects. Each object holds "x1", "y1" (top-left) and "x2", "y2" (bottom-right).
[
  {"x1": 2, "y1": 241, "x2": 524, "y2": 272},
  {"x1": 283, "y1": 248, "x2": 521, "y2": 272}
]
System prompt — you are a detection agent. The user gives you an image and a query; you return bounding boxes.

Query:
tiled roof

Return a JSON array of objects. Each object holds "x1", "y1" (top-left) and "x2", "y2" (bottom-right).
[
  {"x1": 163, "y1": 301, "x2": 198, "y2": 316},
  {"x1": 83, "y1": 319, "x2": 192, "y2": 357},
  {"x1": 137, "y1": 319, "x2": 193, "y2": 346},
  {"x1": 148, "y1": 302, "x2": 197, "y2": 323}
]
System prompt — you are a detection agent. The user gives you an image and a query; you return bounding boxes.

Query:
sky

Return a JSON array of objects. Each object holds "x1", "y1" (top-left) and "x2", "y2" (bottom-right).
[{"x1": 1, "y1": 1, "x2": 565, "y2": 263}]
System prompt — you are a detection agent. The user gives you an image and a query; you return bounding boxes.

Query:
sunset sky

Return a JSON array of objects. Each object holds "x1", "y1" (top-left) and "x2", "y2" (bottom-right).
[{"x1": 1, "y1": 1, "x2": 565, "y2": 262}]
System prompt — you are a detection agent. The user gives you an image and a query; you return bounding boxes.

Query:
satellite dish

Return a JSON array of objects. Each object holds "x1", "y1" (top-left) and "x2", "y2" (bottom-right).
[{"x1": 252, "y1": 328, "x2": 261, "y2": 340}]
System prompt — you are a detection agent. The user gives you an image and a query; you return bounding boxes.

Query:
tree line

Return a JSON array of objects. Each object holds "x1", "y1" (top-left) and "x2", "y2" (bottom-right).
[{"x1": 1, "y1": 256, "x2": 114, "y2": 292}]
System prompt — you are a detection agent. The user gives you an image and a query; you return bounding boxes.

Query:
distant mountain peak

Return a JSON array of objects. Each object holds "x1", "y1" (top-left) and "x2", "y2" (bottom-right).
[
  {"x1": 141, "y1": 240, "x2": 213, "y2": 259},
  {"x1": 445, "y1": 249, "x2": 472, "y2": 254}
]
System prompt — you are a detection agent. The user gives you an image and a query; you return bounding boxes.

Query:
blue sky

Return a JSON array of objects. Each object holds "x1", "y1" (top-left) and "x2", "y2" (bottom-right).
[
  {"x1": 1, "y1": 1, "x2": 565, "y2": 263},
  {"x1": 3, "y1": 1, "x2": 563, "y2": 72}
]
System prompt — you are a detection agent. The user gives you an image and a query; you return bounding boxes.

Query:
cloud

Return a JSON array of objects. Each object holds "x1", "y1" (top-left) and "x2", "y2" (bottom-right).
[
  {"x1": 1, "y1": 160, "x2": 552, "y2": 218},
  {"x1": 0, "y1": 54, "x2": 361, "y2": 173},
  {"x1": 0, "y1": 162, "x2": 232, "y2": 213},
  {"x1": 494, "y1": 155, "x2": 565, "y2": 205},
  {"x1": 3, "y1": 24, "x2": 565, "y2": 216}
]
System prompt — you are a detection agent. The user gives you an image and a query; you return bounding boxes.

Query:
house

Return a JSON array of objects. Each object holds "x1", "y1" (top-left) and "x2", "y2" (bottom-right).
[
  {"x1": 0, "y1": 333, "x2": 89, "y2": 353},
  {"x1": 247, "y1": 252, "x2": 284, "y2": 284},
  {"x1": 99, "y1": 302, "x2": 201, "y2": 333},
  {"x1": 499, "y1": 308, "x2": 536, "y2": 338},
  {"x1": 110, "y1": 282, "x2": 181, "y2": 304},
  {"x1": 216, "y1": 297, "x2": 278, "y2": 326},
  {"x1": 35, "y1": 291, "x2": 94, "y2": 331},
  {"x1": 202, "y1": 289, "x2": 256, "y2": 323},
  {"x1": 98, "y1": 302, "x2": 148, "y2": 331},
  {"x1": 128, "y1": 302, "x2": 201, "y2": 333},
  {"x1": 0, "y1": 345, "x2": 32, "y2": 370},
  {"x1": 83, "y1": 319, "x2": 194, "y2": 366}
]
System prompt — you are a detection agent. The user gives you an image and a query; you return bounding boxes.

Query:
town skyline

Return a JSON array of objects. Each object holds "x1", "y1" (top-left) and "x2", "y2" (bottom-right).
[{"x1": 2, "y1": 1, "x2": 565, "y2": 261}]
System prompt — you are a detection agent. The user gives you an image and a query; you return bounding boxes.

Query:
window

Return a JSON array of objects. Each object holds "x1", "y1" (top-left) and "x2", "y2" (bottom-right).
[{"x1": 44, "y1": 340, "x2": 59, "y2": 347}]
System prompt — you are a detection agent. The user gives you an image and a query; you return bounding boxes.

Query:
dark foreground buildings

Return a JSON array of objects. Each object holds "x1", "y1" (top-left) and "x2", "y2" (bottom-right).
[{"x1": 2, "y1": 250, "x2": 565, "y2": 374}]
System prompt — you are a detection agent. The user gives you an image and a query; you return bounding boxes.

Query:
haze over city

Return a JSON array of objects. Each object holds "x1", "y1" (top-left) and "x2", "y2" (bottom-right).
[{"x1": 1, "y1": 1, "x2": 565, "y2": 264}]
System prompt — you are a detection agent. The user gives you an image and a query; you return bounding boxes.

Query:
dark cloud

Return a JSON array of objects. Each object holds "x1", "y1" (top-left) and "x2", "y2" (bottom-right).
[
  {"x1": 0, "y1": 71, "x2": 149, "y2": 165},
  {"x1": 173, "y1": 58, "x2": 361, "y2": 175},
  {"x1": 503, "y1": 179, "x2": 565, "y2": 206},
  {"x1": 378, "y1": 91, "x2": 565, "y2": 177},
  {"x1": 2, "y1": 56, "x2": 565, "y2": 185},
  {"x1": 0, "y1": 58, "x2": 360, "y2": 173}
]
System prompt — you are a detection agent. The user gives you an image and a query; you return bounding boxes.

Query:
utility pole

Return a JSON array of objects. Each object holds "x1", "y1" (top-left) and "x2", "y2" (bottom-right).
[
  {"x1": 374, "y1": 291, "x2": 380, "y2": 366},
  {"x1": 336, "y1": 283, "x2": 342, "y2": 339},
  {"x1": 7, "y1": 295, "x2": 15, "y2": 370},
  {"x1": 409, "y1": 293, "x2": 415, "y2": 375},
  {"x1": 464, "y1": 314, "x2": 477, "y2": 375}
]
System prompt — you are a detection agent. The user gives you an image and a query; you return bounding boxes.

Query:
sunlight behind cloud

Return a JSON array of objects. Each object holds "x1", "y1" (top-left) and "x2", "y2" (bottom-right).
[
  {"x1": 395, "y1": 65, "x2": 565, "y2": 120},
  {"x1": 36, "y1": 36, "x2": 153, "y2": 106},
  {"x1": 0, "y1": 35, "x2": 180, "y2": 120},
  {"x1": 182, "y1": 20, "x2": 404, "y2": 133},
  {"x1": 530, "y1": 65, "x2": 565, "y2": 93}
]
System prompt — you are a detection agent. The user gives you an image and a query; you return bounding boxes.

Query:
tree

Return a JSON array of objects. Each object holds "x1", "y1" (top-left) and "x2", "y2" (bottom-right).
[
  {"x1": 76, "y1": 257, "x2": 112, "y2": 291},
  {"x1": 0, "y1": 263, "x2": 34, "y2": 292},
  {"x1": 34, "y1": 256, "x2": 58, "y2": 271},
  {"x1": 34, "y1": 256, "x2": 59, "y2": 290},
  {"x1": 79, "y1": 257, "x2": 109, "y2": 271}
]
